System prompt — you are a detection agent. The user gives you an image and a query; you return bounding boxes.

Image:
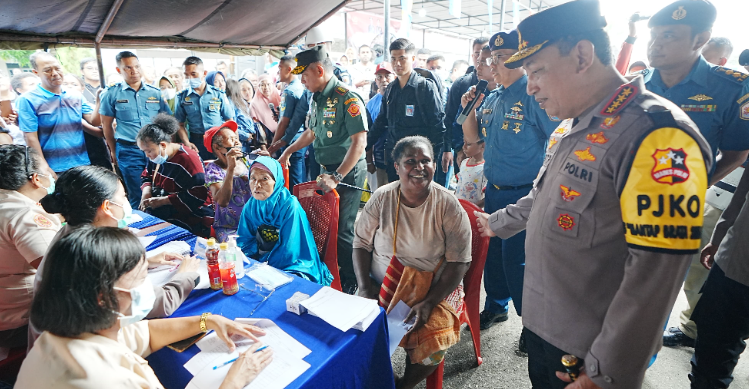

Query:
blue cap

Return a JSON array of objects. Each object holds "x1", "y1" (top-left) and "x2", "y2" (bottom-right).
[
  {"x1": 489, "y1": 31, "x2": 520, "y2": 51},
  {"x1": 648, "y1": 0, "x2": 716, "y2": 32}
]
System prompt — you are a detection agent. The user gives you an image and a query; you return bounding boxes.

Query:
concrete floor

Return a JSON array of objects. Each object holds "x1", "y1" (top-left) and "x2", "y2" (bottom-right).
[{"x1": 391, "y1": 284, "x2": 749, "y2": 388}]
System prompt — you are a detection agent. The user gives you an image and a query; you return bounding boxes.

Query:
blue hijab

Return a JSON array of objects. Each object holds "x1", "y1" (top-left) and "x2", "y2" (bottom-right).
[
  {"x1": 236, "y1": 157, "x2": 333, "y2": 286},
  {"x1": 206, "y1": 71, "x2": 226, "y2": 90}
]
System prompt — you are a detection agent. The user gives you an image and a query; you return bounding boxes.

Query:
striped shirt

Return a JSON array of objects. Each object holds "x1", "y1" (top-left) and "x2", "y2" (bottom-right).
[
  {"x1": 140, "y1": 146, "x2": 213, "y2": 228},
  {"x1": 16, "y1": 85, "x2": 93, "y2": 172}
]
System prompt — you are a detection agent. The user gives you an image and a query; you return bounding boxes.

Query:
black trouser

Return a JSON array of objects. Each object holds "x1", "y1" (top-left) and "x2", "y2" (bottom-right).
[
  {"x1": 84, "y1": 132, "x2": 112, "y2": 170},
  {"x1": 189, "y1": 132, "x2": 214, "y2": 161},
  {"x1": 526, "y1": 328, "x2": 582, "y2": 389},
  {"x1": 0, "y1": 324, "x2": 28, "y2": 348},
  {"x1": 690, "y1": 263, "x2": 749, "y2": 389}
]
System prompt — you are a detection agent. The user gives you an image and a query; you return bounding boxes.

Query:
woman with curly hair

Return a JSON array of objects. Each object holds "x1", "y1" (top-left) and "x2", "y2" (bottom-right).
[{"x1": 137, "y1": 113, "x2": 214, "y2": 237}]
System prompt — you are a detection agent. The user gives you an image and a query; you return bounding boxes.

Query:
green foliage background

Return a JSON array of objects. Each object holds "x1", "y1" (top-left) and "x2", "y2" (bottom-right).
[{"x1": 0, "y1": 48, "x2": 97, "y2": 75}]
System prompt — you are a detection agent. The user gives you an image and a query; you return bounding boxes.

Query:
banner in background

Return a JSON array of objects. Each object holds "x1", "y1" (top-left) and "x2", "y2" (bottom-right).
[{"x1": 345, "y1": 11, "x2": 402, "y2": 61}]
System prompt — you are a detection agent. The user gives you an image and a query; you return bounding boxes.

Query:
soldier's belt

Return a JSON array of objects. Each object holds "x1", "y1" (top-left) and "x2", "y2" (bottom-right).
[{"x1": 491, "y1": 183, "x2": 534, "y2": 191}]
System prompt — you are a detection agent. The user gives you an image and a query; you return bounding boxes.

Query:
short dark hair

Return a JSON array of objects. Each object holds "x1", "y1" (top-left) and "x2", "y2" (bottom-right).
[
  {"x1": 31, "y1": 226, "x2": 145, "y2": 337},
  {"x1": 427, "y1": 55, "x2": 446, "y2": 64},
  {"x1": 40, "y1": 165, "x2": 121, "y2": 226},
  {"x1": 183, "y1": 56, "x2": 204, "y2": 68},
  {"x1": 389, "y1": 38, "x2": 416, "y2": 55},
  {"x1": 392, "y1": 135, "x2": 434, "y2": 163},
  {"x1": 80, "y1": 57, "x2": 96, "y2": 71},
  {"x1": 321, "y1": 57, "x2": 335, "y2": 74},
  {"x1": 0, "y1": 145, "x2": 41, "y2": 190},
  {"x1": 115, "y1": 51, "x2": 138, "y2": 67},
  {"x1": 10, "y1": 73, "x2": 38, "y2": 95},
  {"x1": 629, "y1": 61, "x2": 648, "y2": 71},
  {"x1": 473, "y1": 37, "x2": 490, "y2": 47},
  {"x1": 217, "y1": 60, "x2": 227, "y2": 66},
  {"x1": 706, "y1": 37, "x2": 733, "y2": 59},
  {"x1": 280, "y1": 55, "x2": 296, "y2": 65},
  {"x1": 137, "y1": 113, "x2": 180, "y2": 144},
  {"x1": 359, "y1": 45, "x2": 371, "y2": 53},
  {"x1": 451, "y1": 59, "x2": 469, "y2": 70},
  {"x1": 555, "y1": 29, "x2": 613, "y2": 66},
  {"x1": 481, "y1": 44, "x2": 492, "y2": 53},
  {"x1": 417, "y1": 48, "x2": 432, "y2": 56},
  {"x1": 29, "y1": 51, "x2": 55, "y2": 70}
]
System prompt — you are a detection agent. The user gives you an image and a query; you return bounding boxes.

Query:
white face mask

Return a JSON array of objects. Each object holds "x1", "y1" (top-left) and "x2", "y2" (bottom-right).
[
  {"x1": 109, "y1": 200, "x2": 133, "y2": 229},
  {"x1": 164, "y1": 88, "x2": 176, "y2": 100},
  {"x1": 113, "y1": 277, "x2": 155, "y2": 327}
]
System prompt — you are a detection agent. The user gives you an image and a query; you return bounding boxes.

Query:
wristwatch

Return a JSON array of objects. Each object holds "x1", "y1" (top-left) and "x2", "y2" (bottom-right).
[{"x1": 332, "y1": 171, "x2": 344, "y2": 183}]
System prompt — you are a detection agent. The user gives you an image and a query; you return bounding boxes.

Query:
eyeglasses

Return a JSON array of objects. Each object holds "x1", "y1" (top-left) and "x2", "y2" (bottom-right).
[
  {"x1": 486, "y1": 53, "x2": 513, "y2": 66},
  {"x1": 240, "y1": 283, "x2": 275, "y2": 316}
]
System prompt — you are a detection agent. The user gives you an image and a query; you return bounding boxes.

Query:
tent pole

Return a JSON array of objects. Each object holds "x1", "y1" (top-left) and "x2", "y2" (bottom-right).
[
  {"x1": 384, "y1": 0, "x2": 391, "y2": 61},
  {"x1": 95, "y1": 43, "x2": 106, "y2": 87}
]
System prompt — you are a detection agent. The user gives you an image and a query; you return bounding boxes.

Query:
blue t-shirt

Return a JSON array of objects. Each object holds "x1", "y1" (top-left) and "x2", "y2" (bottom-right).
[
  {"x1": 279, "y1": 79, "x2": 310, "y2": 144},
  {"x1": 16, "y1": 85, "x2": 93, "y2": 172}
]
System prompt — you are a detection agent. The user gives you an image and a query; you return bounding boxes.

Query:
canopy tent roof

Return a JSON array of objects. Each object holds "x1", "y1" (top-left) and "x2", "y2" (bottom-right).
[
  {"x1": 345, "y1": 0, "x2": 568, "y2": 39},
  {"x1": 0, "y1": 0, "x2": 349, "y2": 55}
]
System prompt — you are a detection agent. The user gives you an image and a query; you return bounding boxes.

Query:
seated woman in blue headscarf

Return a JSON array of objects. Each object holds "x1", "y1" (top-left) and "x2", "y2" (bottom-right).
[{"x1": 236, "y1": 156, "x2": 333, "y2": 286}]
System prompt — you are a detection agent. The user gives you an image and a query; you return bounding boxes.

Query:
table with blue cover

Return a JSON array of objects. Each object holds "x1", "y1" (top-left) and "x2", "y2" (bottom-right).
[{"x1": 131, "y1": 211, "x2": 396, "y2": 389}]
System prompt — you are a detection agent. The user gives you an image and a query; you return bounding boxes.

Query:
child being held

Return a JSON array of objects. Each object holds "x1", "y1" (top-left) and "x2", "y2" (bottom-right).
[{"x1": 454, "y1": 138, "x2": 487, "y2": 208}]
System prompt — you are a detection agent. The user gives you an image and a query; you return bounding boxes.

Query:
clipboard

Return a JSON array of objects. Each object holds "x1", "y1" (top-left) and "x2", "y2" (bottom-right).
[{"x1": 167, "y1": 332, "x2": 208, "y2": 352}]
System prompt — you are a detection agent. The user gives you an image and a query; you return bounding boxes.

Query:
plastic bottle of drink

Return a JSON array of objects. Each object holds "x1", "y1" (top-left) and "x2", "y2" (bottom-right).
[
  {"x1": 206, "y1": 238, "x2": 222, "y2": 290},
  {"x1": 226, "y1": 235, "x2": 244, "y2": 279},
  {"x1": 219, "y1": 242, "x2": 238, "y2": 295}
]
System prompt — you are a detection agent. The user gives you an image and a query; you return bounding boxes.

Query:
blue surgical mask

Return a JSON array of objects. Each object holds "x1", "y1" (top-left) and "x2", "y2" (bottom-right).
[
  {"x1": 109, "y1": 200, "x2": 133, "y2": 229},
  {"x1": 150, "y1": 145, "x2": 168, "y2": 165},
  {"x1": 38, "y1": 174, "x2": 55, "y2": 195},
  {"x1": 113, "y1": 277, "x2": 156, "y2": 327},
  {"x1": 188, "y1": 77, "x2": 202, "y2": 89}
]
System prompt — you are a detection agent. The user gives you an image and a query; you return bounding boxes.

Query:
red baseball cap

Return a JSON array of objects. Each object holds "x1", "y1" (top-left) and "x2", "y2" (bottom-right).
[
  {"x1": 203, "y1": 120, "x2": 238, "y2": 153},
  {"x1": 375, "y1": 62, "x2": 394, "y2": 75}
]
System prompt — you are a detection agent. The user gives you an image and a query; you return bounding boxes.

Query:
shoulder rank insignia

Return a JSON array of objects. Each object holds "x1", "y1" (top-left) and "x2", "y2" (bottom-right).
[
  {"x1": 713, "y1": 67, "x2": 749, "y2": 83},
  {"x1": 560, "y1": 185, "x2": 581, "y2": 202},
  {"x1": 586, "y1": 131, "x2": 609, "y2": 144},
  {"x1": 347, "y1": 103, "x2": 361, "y2": 118},
  {"x1": 335, "y1": 86, "x2": 348, "y2": 95},
  {"x1": 601, "y1": 84, "x2": 638, "y2": 116},
  {"x1": 574, "y1": 146, "x2": 596, "y2": 162},
  {"x1": 688, "y1": 94, "x2": 713, "y2": 102}
]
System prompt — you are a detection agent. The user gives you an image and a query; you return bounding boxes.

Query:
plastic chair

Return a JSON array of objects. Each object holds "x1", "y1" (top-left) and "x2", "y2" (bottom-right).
[
  {"x1": 293, "y1": 181, "x2": 341, "y2": 291},
  {"x1": 425, "y1": 199, "x2": 490, "y2": 389},
  {"x1": 282, "y1": 165, "x2": 290, "y2": 190}
]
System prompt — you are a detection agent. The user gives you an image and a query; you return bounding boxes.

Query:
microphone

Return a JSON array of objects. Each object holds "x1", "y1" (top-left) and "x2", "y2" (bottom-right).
[{"x1": 456, "y1": 79, "x2": 489, "y2": 125}]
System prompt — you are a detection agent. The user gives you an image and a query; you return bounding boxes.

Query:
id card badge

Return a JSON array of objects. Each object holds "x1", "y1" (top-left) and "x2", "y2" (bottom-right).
[{"x1": 405, "y1": 105, "x2": 415, "y2": 117}]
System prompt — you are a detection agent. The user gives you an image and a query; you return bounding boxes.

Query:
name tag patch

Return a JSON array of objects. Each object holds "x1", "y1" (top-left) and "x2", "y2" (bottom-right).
[
  {"x1": 405, "y1": 105, "x2": 414, "y2": 117},
  {"x1": 116, "y1": 99, "x2": 129, "y2": 103}
]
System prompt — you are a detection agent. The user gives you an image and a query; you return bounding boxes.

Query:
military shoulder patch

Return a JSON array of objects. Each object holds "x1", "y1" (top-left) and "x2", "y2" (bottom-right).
[
  {"x1": 344, "y1": 97, "x2": 358, "y2": 105},
  {"x1": 347, "y1": 103, "x2": 361, "y2": 118},
  {"x1": 741, "y1": 101, "x2": 749, "y2": 121},
  {"x1": 619, "y1": 126, "x2": 707, "y2": 254},
  {"x1": 33, "y1": 214, "x2": 54, "y2": 228},
  {"x1": 335, "y1": 86, "x2": 349, "y2": 95},
  {"x1": 601, "y1": 84, "x2": 639, "y2": 116},
  {"x1": 712, "y1": 67, "x2": 749, "y2": 84}
]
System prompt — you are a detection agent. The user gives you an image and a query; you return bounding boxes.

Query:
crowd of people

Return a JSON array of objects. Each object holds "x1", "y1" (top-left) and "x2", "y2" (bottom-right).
[{"x1": 2, "y1": 0, "x2": 749, "y2": 387}]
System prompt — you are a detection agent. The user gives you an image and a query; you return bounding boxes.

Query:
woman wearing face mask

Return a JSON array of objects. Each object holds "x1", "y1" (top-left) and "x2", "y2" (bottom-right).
[
  {"x1": 0, "y1": 145, "x2": 61, "y2": 349},
  {"x1": 38, "y1": 164, "x2": 200, "y2": 321},
  {"x1": 137, "y1": 114, "x2": 214, "y2": 238},
  {"x1": 158, "y1": 76, "x2": 177, "y2": 113},
  {"x1": 236, "y1": 157, "x2": 333, "y2": 286},
  {"x1": 206, "y1": 71, "x2": 227, "y2": 92},
  {"x1": 17, "y1": 227, "x2": 272, "y2": 388}
]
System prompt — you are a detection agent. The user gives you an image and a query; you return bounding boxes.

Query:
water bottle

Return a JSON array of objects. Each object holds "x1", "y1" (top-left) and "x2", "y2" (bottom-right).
[
  {"x1": 227, "y1": 235, "x2": 244, "y2": 279},
  {"x1": 206, "y1": 238, "x2": 222, "y2": 290},
  {"x1": 219, "y1": 242, "x2": 238, "y2": 295}
]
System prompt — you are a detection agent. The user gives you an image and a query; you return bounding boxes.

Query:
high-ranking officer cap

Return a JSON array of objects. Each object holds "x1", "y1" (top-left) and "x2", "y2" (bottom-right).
[
  {"x1": 292, "y1": 46, "x2": 329, "y2": 75},
  {"x1": 489, "y1": 30, "x2": 519, "y2": 51},
  {"x1": 648, "y1": 0, "x2": 716, "y2": 32},
  {"x1": 504, "y1": 0, "x2": 607, "y2": 69}
]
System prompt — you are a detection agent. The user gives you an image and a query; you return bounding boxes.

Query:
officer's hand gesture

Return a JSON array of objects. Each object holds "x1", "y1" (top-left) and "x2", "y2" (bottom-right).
[
  {"x1": 316, "y1": 174, "x2": 338, "y2": 193},
  {"x1": 461, "y1": 86, "x2": 485, "y2": 110},
  {"x1": 185, "y1": 142, "x2": 200, "y2": 153},
  {"x1": 556, "y1": 371, "x2": 602, "y2": 389},
  {"x1": 700, "y1": 242, "x2": 719, "y2": 270},
  {"x1": 276, "y1": 151, "x2": 291, "y2": 168},
  {"x1": 474, "y1": 211, "x2": 497, "y2": 238}
]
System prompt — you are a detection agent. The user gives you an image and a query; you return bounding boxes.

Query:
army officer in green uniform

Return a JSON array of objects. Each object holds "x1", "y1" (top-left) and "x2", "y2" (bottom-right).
[{"x1": 278, "y1": 46, "x2": 368, "y2": 294}]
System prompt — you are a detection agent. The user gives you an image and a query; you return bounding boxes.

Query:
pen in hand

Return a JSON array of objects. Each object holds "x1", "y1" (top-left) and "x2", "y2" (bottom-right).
[{"x1": 212, "y1": 345, "x2": 269, "y2": 370}]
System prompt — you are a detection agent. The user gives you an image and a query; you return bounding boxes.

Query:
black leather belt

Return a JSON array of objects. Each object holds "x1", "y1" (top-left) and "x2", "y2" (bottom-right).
[
  {"x1": 116, "y1": 139, "x2": 137, "y2": 146},
  {"x1": 491, "y1": 183, "x2": 534, "y2": 191}
]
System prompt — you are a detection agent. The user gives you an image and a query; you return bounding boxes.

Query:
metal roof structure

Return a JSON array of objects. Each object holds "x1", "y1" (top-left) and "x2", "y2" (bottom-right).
[{"x1": 344, "y1": 0, "x2": 570, "y2": 39}]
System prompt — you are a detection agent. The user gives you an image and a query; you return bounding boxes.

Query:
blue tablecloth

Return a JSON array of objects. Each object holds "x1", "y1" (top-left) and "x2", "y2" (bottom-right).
[{"x1": 133, "y1": 211, "x2": 395, "y2": 389}]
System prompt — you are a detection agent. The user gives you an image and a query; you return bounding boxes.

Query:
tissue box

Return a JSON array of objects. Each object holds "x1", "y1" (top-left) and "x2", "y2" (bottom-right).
[{"x1": 286, "y1": 292, "x2": 310, "y2": 315}]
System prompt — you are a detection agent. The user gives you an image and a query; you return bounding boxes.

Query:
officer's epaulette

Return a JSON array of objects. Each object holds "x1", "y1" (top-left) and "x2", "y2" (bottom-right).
[
  {"x1": 335, "y1": 86, "x2": 349, "y2": 95},
  {"x1": 711, "y1": 67, "x2": 749, "y2": 84},
  {"x1": 600, "y1": 84, "x2": 639, "y2": 116}
]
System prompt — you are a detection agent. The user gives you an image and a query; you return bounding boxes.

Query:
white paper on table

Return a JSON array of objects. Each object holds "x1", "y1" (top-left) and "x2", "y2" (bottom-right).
[
  {"x1": 352, "y1": 304, "x2": 380, "y2": 332},
  {"x1": 246, "y1": 264, "x2": 293, "y2": 289},
  {"x1": 146, "y1": 240, "x2": 192, "y2": 258},
  {"x1": 386, "y1": 300, "x2": 414, "y2": 356},
  {"x1": 127, "y1": 213, "x2": 144, "y2": 224},
  {"x1": 185, "y1": 318, "x2": 311, "y2": 389},
  {"x1": 300, "y1": 287, "x2": 380, "y2": 332},
  {"x1": 138, "y1": 235, "x2": 157, "y2": 248}
]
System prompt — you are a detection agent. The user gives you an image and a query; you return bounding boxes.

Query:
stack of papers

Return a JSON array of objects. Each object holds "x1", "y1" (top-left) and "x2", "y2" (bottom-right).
[
  {"x1": 145, "y1": 241, "x2": 200, "y2": 288},
  {"x1": 300, "y1": 287, "x2": 380, "y2": 332},
  {"x1": 185, "y1": 318, "x2": 311, "y2": 389}
]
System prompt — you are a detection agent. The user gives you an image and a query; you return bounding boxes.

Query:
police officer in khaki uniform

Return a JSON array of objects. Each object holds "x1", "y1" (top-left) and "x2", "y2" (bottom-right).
[
  {"x1": 473, "y1": 1, "x2": 713, "y2": 387},
  {"x1": 278, "y1": 46, "x2": 368, "y2": 294}
]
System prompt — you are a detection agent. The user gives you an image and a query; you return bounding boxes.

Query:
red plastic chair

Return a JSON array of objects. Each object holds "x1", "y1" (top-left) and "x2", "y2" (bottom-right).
[
  {"x1": 293, "y1": 182, "x2": 341, "y2": 291},
  {"x1": 426, "y1": 199, "x2": 490, "y2": 389},
  {"x1": 0, "y1": 347, "x2": 26, "y2": 381},
  {"x1": 282, "y1": 165, "x2": 290, "y2": 190}
]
